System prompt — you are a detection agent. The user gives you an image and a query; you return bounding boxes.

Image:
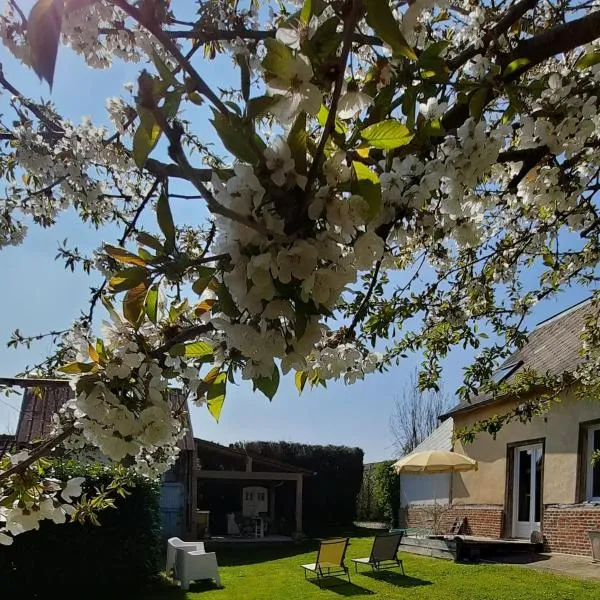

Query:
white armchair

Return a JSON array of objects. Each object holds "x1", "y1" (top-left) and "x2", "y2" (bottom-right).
[
  {"x1": 166, "y1": 537, "x2": 205, "y2": 576},
  {"x1": 174, "y1": 546, "x2": 222, "y2": 591}
]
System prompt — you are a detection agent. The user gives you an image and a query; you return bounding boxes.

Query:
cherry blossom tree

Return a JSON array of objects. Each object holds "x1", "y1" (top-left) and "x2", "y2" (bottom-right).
[{"x1": 2, "y1": 0, "x2": 600, "y2": 543}]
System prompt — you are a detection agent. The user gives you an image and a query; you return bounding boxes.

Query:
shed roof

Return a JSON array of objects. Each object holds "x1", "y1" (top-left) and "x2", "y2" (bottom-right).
[
  {"x1": 442, "y1": 298, "x2": 596, "y2": 419},
  {"x1": 195, "y1": 438, "x2": 314, "y2": 474},
  {"x1": 0, "y1": 434, "x2": 16, "y2": 457}
]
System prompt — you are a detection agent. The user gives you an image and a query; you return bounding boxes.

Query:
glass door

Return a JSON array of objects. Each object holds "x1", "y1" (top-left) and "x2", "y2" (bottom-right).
[{"x1": 512, "y1": 444, "x2": 543, "y2": 538}]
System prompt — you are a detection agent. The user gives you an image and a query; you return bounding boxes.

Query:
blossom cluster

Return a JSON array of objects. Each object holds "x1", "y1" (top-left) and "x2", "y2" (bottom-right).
[{"x1": 0, "y1": 450, "x2": 84, "y2": 546}]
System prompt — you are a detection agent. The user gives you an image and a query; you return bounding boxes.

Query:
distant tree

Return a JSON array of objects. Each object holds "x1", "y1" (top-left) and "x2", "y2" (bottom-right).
[{"x1": 390, "y1": 370, "x2": 450, "y2": 456}]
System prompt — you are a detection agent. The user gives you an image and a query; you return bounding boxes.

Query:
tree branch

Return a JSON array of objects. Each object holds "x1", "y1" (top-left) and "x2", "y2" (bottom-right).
[
  {"x1": 152, "y1": 324, "x2": 214, "y2": 358},
  {"x1": 350, "y1": 259, "x2": 382, "y2": 331},
  {"x1": 306, "y1": 0, "x2": 363, "y2": 191},
  {"x1": 110, "y1": 0, "x2": 230, "y2": 116},
  {"x1": 506, "y1": 9, "x2": 600, "y2": 81},
  {"x1": 144, "y1": 158, "x2": 216, "y2": 182},
  {"x1": 0, "y1": 428, "x2": 73, "y2": 484},
  {"x1": 119, "y1": 177, "x2": 160, "y2": 243},
  {"x1": 448, "y1": 0, "x2": 540, "y2": 71},
  {"x1": 154, "y1": 114, "x2": 284, "y2": 241}
]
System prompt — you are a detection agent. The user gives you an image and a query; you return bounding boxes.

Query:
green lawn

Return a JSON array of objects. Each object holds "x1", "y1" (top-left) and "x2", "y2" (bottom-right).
[{"x1": 139, "y1": 536, "x2": 600, "y2": 600}]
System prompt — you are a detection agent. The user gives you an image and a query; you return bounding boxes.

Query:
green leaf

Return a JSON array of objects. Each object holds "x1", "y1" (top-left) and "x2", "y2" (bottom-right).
[
  {"x1": 300, "y1": 0, "x2": 312, "y2": 23},
  {"x1": 469, "y1": 86, "x2": 490, "y2": 121},
  {"x1": 402, "y1": 86, "x2": 417, "y2": 131},
  {"x1": 152, "y1": 51, "x2": 179, "y2": 88},
  {"x1": 211, "y1": 111, "x2": 264, "y2": 164},
  {"x1": 104, "y1": 244, "x2": 147, "y2": 266},
  {"x1": 575, "y1": 51, "x2": 600, "y2": 70},
  {"x1": 421, "y1": 41, "x2": 450, "y2": 59},
  {"x1": 133, "y1": 107, "x2": 162, "y2": 169},
  {"x1": 352, "y1": 162, "x2": 381, "y2": 222},
  {"x1": 502, "y1": 58, "x2": 530, "y2": 78},
  {"x1": 207, "y1": 373, "x2": 227, "y2": 422},
  {"x1": 240, "y1": 55, "x2": 251, "y2": 102},
  {"x1": 145, "y1": 283, "x2": 159, "y2": 324},
  {"x1": 156, "y1": 186, "x2": 176, "y2": 253},
  {"x1": 262, "y1": 38, "x2": 295, "y2": 77},
  {"x1": 109, "y1": 266, "x2": 149, "y2": 293},
  {"x1": 305, "y1": 17, "x2": 342, "y2": 61},
  {"x1": 360, "y1": 119, "x2": 413, "y2": 150},
  {"x1": 542, "y1": 248, "x2": 555, "y2": 268},
  {"x1": 423, "y1": 118, "x2": 445, "y2": 137},
  {"x1": 123, "y1": 282, "x2": 147, "y2": 328},
  {"x1": 288, "y1": 112, "x2": 307, "y2": 175},
  {"x1": 295, "y1": 370, "x2": 307, "y2": 394},
  {"x1": 213, "y1": 281, "x2": 240, "y2": 318},
  {"x1": 27, "y1": 0, "x2": 64, "y2": 88},
  {"x1": 58, "y1": 361, "x2": 96, "y2": 374},
  {"x1": 316, "y1": 104, "x2": 346, "y2": 135},
  {"x1": 170, "y1": 340, "x2": 214, "y2": 359},
  {"x1": 168, "y1": 298, "x2": 189, "y2": 323},
  {"x1": 363, "y1": 0, "x2": 417, "y2": 61},
  {"x1": 137, "y1": 247, "x2": 156, "y2": 263},
  {"x1": 246, "y1": 95, "x2": 277, "y2": 119},
  {"x1": 137, "y1": 232, "x2": 164, "y2": 253},
  {"x1": 253, "y1": 364, "x2": 280, "y2": 401},
  {"x1": 163, "y1": 89, "x2": 182, "y2": 120},
  {"x1": 192, "y1": 267, "x2": 216, "y2": 296}
]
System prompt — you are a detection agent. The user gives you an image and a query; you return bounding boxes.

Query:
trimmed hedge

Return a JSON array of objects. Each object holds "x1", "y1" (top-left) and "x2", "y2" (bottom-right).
[
  {"x1": 231, "y1": 441, "x2": 364, "y2": 531},
  {"x1": 0, "y1": 462, "x2": 162, "y2": 598}
]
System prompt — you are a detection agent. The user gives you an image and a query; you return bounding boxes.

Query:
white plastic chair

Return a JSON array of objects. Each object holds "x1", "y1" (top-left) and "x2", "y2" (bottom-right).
[
  {"x1": 166, "y1": 537, "x2": 205, "y2": 576},
  {"x1": 174, "y1": 546, "x2": 222, "y2": 590}
]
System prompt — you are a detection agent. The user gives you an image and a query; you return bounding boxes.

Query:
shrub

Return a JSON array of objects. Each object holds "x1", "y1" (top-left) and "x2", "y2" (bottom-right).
[
  {"x1": 356, "y1": 463, "x2": 382, "y2": 522},
  {"x1": 374, "y1": 460, "x2": 400, "y2": 528},
  {"x1": 0, "y1": 462, "x2": 162, "y2": 598},
  {"x1": 232, "y1": 441, "x2": 364, "y2": 531}
]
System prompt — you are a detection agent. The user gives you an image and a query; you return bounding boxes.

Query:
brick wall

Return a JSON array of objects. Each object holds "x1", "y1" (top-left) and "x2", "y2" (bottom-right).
[
  {"x1": 401, "y1": 504, "x2": 504, "y2": 538},
  {"x1": 402, "y1": 503, "x2": 600, "y2": 556},
  {"x1": 543, "y1": 505, "x2": 600, "y2": 556}
]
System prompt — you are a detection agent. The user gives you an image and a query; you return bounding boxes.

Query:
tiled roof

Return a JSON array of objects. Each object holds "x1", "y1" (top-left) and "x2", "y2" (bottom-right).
[
  {"x1": 443, "y1": 298, "x2": 596, "y2": 418},
  {"x1": 16, "y1": 385, "x2": 72, "y2": 444},
  {"x1": 3, "y1": 379, "x2": 195, "y2": 450},
  {"x1": 405, "y1": 418, "x2": 454, "y2": 456}
]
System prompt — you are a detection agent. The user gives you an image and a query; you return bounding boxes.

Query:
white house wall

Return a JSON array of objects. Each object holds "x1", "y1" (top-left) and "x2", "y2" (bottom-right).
[{"x1": 400, "y1": 473, "x2": 451, "y2": 506}]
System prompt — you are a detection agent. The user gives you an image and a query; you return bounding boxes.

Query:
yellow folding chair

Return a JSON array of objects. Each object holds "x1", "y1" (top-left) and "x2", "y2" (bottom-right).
[{"x1": 301, "y1": 538, "x2": 350, "y2": 583}]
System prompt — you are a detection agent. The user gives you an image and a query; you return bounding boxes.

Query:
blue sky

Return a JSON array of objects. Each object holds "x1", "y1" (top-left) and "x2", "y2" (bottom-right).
[{"x1": 0, "y1": 9, "x2": 593, "y2": 461}]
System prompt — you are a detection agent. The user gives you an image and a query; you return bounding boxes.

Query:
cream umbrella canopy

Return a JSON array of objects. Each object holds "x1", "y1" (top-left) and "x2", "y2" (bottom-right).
[{"x1": 392, "y1": 450, "x2": 478, "y2": 475}]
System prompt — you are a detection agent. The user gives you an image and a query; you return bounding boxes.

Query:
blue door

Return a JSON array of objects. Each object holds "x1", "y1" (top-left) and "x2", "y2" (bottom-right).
[{"x1": 160, "y1": 482, "x2": 185, "y2": 539}]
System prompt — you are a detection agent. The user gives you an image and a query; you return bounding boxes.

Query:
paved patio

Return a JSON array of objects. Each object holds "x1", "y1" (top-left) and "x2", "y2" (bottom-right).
[{"x1": 493, "y1": 552, "x2": 600, "y2": 581}]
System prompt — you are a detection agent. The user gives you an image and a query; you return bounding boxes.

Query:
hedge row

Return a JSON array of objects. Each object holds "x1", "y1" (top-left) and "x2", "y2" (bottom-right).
[
  {"x1": 232, "y1": 441, "x2": 364, "y2": 531},
  {"x1": 0, "y1": 462, "x2": 162, "y2": 598}
]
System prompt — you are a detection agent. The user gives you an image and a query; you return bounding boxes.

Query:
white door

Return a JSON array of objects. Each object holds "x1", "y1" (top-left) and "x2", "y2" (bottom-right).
[{"x1": 512, "y1": 444, "x2": 543, "y2": 538}]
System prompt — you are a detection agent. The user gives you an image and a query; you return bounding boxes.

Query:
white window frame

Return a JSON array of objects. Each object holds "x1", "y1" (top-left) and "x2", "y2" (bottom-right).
[{"x1": 587, "y1": 424, "x2": 600, "y2": 502}]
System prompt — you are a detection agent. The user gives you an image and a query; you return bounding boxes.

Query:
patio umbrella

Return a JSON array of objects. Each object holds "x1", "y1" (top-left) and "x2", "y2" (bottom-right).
[{"x1": 391, "y1": 450, "x2": 478, "y2": 475}]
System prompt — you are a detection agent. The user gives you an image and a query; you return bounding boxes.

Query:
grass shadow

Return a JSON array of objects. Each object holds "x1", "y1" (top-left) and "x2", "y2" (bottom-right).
[
  {"x1": 362, "y1": 571, "x2": 433, "y2": 588},
  {"x1": 209, "y1": 540, "x2": 319, "y2": 566},
  {"x1": 307, "y1": 525, "x2": 384, "y2": 540},
  {"x1": 128, "y1": 579, "x2": 224, "y2": 599},
  {"x1": 488, "y1": 552, "x2": 553, "y2": 565},
  {"x1": 308, "y1": 579, "x2": 375, "y2": 596}
]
